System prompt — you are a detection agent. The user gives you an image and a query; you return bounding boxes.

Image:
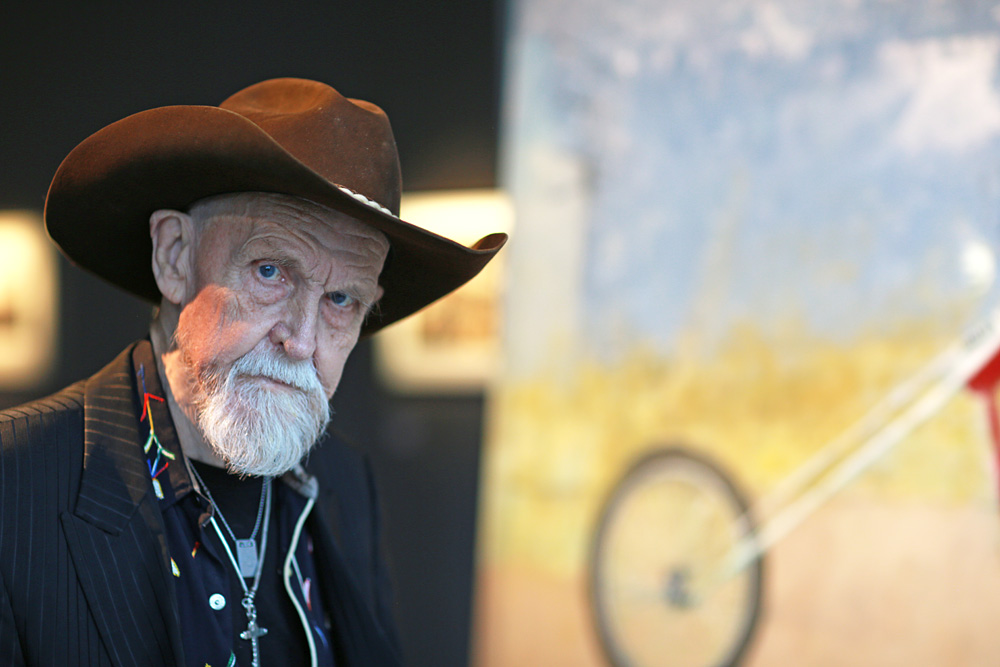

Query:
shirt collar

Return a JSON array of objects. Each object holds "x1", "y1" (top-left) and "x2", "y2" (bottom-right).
[{"x1": 131, "y1": 338, "x2": 194, "y2": 509}]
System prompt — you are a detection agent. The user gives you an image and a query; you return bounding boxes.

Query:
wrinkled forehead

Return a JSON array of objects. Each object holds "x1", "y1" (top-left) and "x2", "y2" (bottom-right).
[{"x1": 189, "y1": 191, "x2": 390, "y2": 263}]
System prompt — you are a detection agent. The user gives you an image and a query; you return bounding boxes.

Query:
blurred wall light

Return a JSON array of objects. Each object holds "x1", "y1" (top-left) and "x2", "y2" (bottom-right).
[
  {"x1": 375, "y1": 189, "x2": 514, "y2": 393},
  {"x1": 0, "y1": 211, "x2": 58, "y2": 389}
]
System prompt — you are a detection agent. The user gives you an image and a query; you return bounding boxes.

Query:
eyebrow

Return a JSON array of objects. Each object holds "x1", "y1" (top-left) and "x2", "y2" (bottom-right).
[{"x1": 239, "y1": 237, "x2": 297, "y2": 263}]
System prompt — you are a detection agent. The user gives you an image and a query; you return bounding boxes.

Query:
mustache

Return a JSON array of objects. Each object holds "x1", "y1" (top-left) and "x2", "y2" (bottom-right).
[{"x1": 227, "y1": 346, "x2": 325, "y2": 395}]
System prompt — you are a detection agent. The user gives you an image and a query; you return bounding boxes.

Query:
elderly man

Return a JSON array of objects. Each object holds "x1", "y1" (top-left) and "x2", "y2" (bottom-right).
[{"x1": 0, "y1": 78, "x2": 505, "y2": 666}]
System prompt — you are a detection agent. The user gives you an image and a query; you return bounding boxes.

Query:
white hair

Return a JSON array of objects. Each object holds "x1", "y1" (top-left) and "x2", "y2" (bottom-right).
[{"x1": 184, "y1": 340, "x2": 331, "y2": 477}]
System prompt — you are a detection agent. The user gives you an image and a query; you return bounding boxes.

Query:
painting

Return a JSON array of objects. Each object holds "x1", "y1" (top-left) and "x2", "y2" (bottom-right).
[{"x1": 474, "y1": 1, "x2": 1000, "y2": 665}]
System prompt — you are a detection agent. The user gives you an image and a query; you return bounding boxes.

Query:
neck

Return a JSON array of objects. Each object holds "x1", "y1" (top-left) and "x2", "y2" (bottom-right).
[{"x1": 149, "y1": 307, "x2": 228, "y2": 469}]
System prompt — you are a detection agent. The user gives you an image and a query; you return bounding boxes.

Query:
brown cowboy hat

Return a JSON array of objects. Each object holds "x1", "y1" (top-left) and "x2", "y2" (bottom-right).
[{"x1": 44, "y1": 77, "x2": 507, "y2": 335}]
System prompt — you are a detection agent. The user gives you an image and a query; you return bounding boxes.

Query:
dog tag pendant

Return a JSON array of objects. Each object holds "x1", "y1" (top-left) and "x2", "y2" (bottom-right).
[{"x1": 236, "y1": 539, "x2": 258, "y2": 577}]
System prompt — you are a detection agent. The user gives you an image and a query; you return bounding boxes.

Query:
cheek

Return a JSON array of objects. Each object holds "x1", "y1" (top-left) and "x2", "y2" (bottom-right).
[
  {"x1": 314, "y1": 333, "x2": 360, "y2": 397},
  {"x1": 177, "y1": 286, "x2": 260, "y2": 365}
]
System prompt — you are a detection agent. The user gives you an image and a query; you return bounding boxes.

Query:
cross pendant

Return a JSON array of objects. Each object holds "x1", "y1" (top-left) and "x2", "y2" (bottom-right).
[
  {"x1": 240, "y1": 596, "x2": 268, "y2": 667},
  {"x1": 240, "y1": 617, "x2": 269, "y2": 641}
]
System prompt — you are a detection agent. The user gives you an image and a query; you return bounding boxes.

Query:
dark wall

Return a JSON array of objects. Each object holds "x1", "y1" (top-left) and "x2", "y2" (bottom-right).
[{"x1": 0, "y1": 3, "x2": 504, "y2": 665}]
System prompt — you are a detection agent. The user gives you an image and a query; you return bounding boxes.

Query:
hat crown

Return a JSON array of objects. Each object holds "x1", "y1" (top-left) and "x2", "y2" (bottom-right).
[{"x1": 221, "y1": 78, "x2": 402, "y2": 216}]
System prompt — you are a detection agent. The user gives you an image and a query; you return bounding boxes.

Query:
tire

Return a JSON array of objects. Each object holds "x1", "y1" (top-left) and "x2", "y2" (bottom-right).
[{"x1": 589, "y1": 447, "x2": 764, "y2": 667}]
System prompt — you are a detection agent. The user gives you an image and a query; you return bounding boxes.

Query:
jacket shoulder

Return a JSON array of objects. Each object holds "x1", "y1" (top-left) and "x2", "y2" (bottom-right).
[
  {"x1": 0, "y1": 380, "x2": 87, "y2": 433},
  {"x1": 0, "y1": 381, "x2": 88, "y2": 511},
  {"x1": 311, "y1": 427, "x2": 366, "y2": 469},
  {"x1": 0, "y1": 342, "x2": 141, "y2": 452},
  {"x1": 306, "y1": 428, "x2": 376, "y2": 502}
]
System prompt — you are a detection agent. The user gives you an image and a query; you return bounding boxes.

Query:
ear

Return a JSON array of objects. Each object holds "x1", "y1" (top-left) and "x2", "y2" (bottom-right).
[{"x1": 150, "y1": 209, "x2": 196, "y2": 306}]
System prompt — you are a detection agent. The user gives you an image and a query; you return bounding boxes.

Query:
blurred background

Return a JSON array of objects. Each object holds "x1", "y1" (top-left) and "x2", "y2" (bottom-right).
[{"x1": 6, "y1": 1, "x2": 1000, "y2": 666}]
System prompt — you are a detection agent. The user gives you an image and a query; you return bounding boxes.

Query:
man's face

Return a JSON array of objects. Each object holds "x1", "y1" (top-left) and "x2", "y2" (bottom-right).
[{"x1": 172, "y1": 193, "x2": 388, "y2": 475}]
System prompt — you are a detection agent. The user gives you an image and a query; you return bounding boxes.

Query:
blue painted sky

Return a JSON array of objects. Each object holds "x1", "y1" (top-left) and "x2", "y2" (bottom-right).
[{"x1": 503, "y1": 0, "x2": 1000, "y2": 366}]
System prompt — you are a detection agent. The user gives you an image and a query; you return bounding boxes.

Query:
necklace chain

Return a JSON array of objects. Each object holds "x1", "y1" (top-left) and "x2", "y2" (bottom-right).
[
  {"x1": 185, "y1": 457, "x2": 274, "y2": 667},
  {"x1": 188, "y1": 461, "x2": 270, "y2": 547}
]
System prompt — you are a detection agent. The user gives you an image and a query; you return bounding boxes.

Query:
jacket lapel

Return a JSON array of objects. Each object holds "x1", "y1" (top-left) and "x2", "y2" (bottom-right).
[
  {"x1": 60, "y1": 344, "x2": 184, "y2": 667},
  {"x1": 308, "y1": 488, "x2": 402, "y2": 666}
]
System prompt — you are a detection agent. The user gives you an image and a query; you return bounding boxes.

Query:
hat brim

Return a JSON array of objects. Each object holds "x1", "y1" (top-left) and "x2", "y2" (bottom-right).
[{"x1": 44, "y1": 105, "x2": 507, "y2": 336}]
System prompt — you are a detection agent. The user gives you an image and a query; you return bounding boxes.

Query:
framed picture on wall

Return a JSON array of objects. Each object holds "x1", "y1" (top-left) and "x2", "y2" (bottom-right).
[
  {"x1": 374, "y1": 189, "x2": 513, "y2": 393},
  {"x1": 0, "y1": 211, "x2": 59, "y2": 389}
]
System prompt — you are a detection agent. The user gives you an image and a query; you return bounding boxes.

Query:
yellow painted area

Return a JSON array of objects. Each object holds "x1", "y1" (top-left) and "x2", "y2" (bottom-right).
[{"x1": 479, "y1": 322, "x2": 994, "y2": 578}]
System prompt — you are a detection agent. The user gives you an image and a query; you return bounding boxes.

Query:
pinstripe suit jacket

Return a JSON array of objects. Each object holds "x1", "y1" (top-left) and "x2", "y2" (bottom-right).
[{"x1": 0, "y1": 343, "x2": 402, "y2": 666}]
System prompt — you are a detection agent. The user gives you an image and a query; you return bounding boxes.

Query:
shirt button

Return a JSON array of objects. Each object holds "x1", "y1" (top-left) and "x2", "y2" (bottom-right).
[{"x1": 209, "y1": 593, "x2": 226, "y2": 610}]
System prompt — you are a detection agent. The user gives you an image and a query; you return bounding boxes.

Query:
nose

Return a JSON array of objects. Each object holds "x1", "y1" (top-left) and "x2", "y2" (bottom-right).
[{"x1": 269, "y1": 299, "x2": 318, "y2": 361}]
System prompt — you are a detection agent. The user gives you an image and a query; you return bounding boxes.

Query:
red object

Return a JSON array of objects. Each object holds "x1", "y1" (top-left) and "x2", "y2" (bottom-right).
[
  {"x1": 967, "y1": 343, "x2": 1000, "y2": 393},
  {"x1": 967, "y1": 343, "x2": 1000, "y2": 500}
]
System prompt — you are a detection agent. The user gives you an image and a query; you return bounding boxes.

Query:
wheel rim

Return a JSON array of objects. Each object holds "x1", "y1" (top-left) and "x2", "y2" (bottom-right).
[{"x1": 591, "y1": 450, "x2": 763, "y2": 667}]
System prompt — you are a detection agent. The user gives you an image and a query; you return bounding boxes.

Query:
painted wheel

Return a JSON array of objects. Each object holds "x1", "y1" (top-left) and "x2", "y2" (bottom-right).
[{"x1": 589, "y1": 447, "x2": 764, "y2": 667}]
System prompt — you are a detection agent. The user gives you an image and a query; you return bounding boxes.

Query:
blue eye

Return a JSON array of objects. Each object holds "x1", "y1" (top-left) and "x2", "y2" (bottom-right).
[
  {"x1": 328, "y1": 291, "x2": 356, "y2": 307},
  {"x1": 258, "y1": 264, "x2": 279, "y2": 279}
]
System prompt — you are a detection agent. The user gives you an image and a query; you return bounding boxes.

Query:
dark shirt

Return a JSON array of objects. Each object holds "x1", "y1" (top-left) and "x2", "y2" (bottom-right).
[{"x1": 133, "y1": 342, "x2": 335, "y2": 667}]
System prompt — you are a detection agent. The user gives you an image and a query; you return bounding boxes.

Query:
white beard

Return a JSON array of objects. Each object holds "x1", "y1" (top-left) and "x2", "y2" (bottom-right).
[{"x1": 187, "y1": 343, "x2": 331, "y2": 477}]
